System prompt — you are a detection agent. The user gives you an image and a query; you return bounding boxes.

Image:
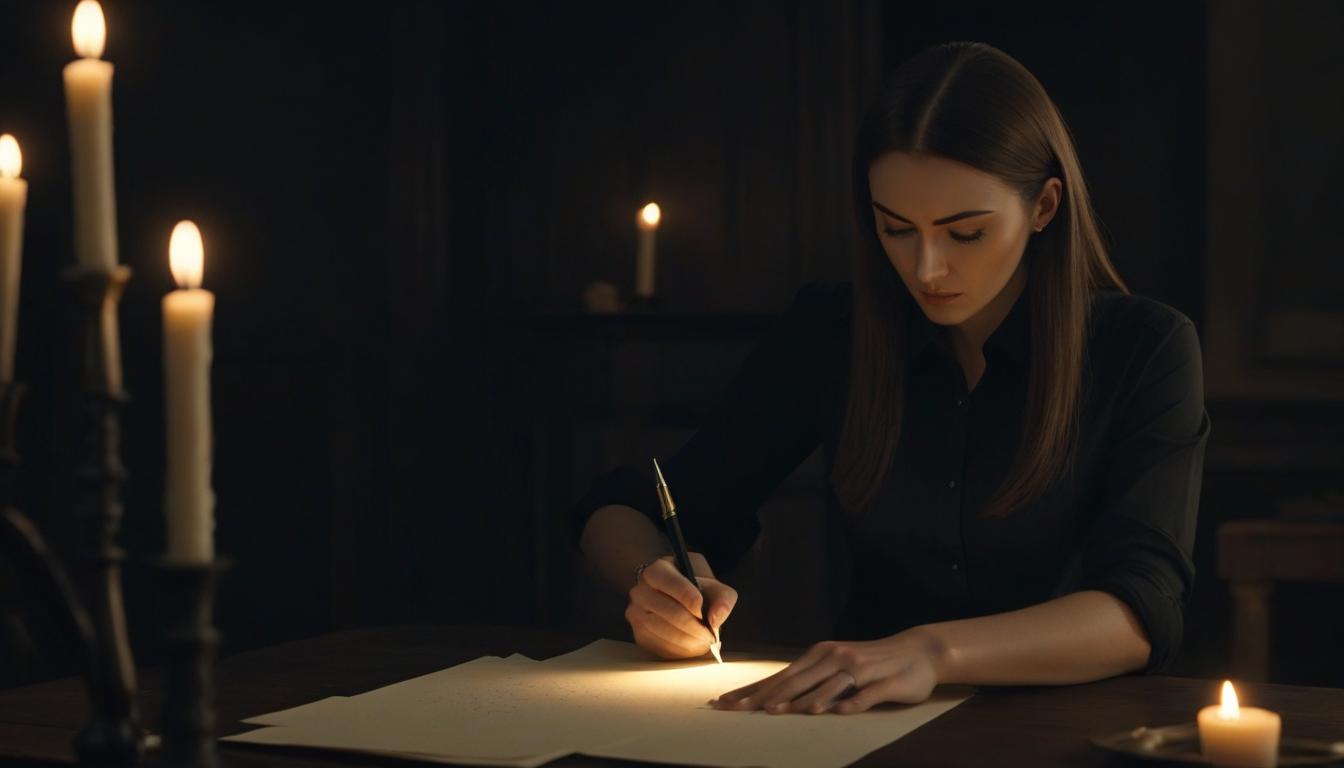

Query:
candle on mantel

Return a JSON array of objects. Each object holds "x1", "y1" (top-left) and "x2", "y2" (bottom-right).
[
  {"x1": 0, "y1": 135, "x2": 26, "y2": 383},
  {"x1": 1198, "y1": 680, "x2": 1281, "y2": 767},
  {"x1": 635, "y1": 202, "x2": 661, "y2": 299},
  {"x1": 163, "y1": 221, "x2": 215, "y2": 563},
  {"x1": 63, "y1": 0, "x2": 118, "y2": 272}
]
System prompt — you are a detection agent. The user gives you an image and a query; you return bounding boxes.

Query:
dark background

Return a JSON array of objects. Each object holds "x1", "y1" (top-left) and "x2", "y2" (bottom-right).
[{"x1": 0, "y1": 0, "x2": 1339, "y2": 690}]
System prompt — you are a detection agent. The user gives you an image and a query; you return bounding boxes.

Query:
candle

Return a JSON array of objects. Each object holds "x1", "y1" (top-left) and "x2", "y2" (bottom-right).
[
  {"x1": 0, "y1": 135, "x2": 26, "y2": 383},
  {"x1": 635, "y1": 202, "x2": 660, "y2": 299},
  {"x1": 63, "y1": 0, "x2": 118, "y2": 272},
  {"x1": 163, "y1": 221, "x2": 215, "y2": 563},
  {"x1": 1198, "y1": 680, "x2": 1281, "y2": 767}
]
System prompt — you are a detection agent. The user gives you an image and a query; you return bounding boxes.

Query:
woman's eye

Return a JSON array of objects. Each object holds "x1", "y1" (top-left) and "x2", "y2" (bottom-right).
[{"x1": 882, "y1": 227, "x2": 985, "y2": 244}]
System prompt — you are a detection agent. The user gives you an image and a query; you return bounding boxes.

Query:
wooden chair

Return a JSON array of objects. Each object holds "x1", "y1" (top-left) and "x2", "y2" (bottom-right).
[{"x1": 1217, "y1": 499, "x2": 1344, "y2": 682}]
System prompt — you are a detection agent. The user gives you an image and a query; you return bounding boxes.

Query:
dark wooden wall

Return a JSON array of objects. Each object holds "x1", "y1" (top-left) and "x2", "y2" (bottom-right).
[{"x1": 0, "y1": 0, "x2": 1339, "y2": 690}]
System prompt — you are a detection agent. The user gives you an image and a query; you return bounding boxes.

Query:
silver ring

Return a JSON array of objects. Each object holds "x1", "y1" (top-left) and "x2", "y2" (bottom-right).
[
  {"x1": 837, "y1": 670, "x2": 857, "y2": 690},
  {"x1": 634, "y1": 559, "x2": 656, "y2": 586}
]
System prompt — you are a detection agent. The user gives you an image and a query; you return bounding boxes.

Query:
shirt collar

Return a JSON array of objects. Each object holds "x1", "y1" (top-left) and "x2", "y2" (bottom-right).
[{"x1": 904, "y1": 288, "x2": 1031, "y2": 366}]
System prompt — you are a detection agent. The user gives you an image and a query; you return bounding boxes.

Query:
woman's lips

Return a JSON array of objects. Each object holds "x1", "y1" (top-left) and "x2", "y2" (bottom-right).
[{"x1": 919, "y1": 290, "x2": 962, "y2": 304}]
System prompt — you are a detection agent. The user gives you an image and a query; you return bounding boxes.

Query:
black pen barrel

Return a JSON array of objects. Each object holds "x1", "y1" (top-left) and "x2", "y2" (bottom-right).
[{"x1": 662, "y1": 513, "x2": 714, "y2": 632}]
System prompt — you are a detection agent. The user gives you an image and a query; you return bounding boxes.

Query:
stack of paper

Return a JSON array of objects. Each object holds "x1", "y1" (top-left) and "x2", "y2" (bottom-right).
[{"x1": 223, "y1": 639, "x2": 973, "y2": 768}]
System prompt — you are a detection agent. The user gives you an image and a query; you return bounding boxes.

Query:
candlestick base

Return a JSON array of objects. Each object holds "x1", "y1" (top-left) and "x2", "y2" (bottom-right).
[
  {"x1": 62, "y1": 264, "x2": 144, "y2": 767},
  {"x1": 149, "y1": 557, "x2": 230, "y2": 768}
]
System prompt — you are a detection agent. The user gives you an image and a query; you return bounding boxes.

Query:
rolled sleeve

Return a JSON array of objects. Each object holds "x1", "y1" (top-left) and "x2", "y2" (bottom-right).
[
  {"x1": 566, "y1": 281, "x2": 841, "y2": 573},
  {"x1": 1073, "y1": 318, "x2": 1210, "y2": 674}
]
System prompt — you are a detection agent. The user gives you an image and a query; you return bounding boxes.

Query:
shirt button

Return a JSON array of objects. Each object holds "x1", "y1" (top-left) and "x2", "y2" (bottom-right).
[
  {"x1": 951, "y1": 563, "x2": 960, "y2": 571},
  {"x1": 955, "y1": 398, "x2": 965, "y2": 407},
  {"x1": 947, "y1": 480, "x2": 957, "y2": 489}
]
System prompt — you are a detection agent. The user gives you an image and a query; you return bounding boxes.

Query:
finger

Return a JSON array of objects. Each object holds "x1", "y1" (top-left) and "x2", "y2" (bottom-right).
[
  {"x1": 714, "y1": 666, "x2": 797, "y2": 708},
  {"x1": 637, "y1": 607, "x2": 710, "y2": 655},
  {"x1": 626, "y1": 602, "x2": 702, "y2": 659},
  {"x1": 631, "y1": 624, "x2": 679, "y2": 659},
  {"x1": 641, "y1": 559, "x2": 704, "y2": 618},
  {"x1": 832, "y1": 672, "x2": 923, "y2": 715},
  {"x1": 715, "y1": 663, "x2": 820, "y2": 710},
  {"x1": 832, "y1": 682, "x2": 885, "y2": 715},
  {"x1": 757, "y1": 661, "x2": 846, "y2": 712},
  {"x1": 716, "y1": 643, "x2": 831, "y2": 706},
  {"x1": 627, "y1": 603, "x2": 679, "y2": 659},
  {"x1": 632, "y1": 586, "x2": 715, "y2": 644},
  {"x1": 700, "y1": 581, "x2": 738, "y2": 631},
  {"x1": 780, "y1": 672, "x2": 856, "y2": 715}
]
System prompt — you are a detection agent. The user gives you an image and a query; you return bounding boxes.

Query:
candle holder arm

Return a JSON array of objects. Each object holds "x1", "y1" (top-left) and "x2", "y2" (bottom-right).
[{"x1": 0, "y1": 507, "x2": 100, "y2": 693}]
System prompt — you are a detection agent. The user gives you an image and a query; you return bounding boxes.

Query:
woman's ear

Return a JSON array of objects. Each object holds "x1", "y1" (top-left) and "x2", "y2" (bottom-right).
[{"x1": 1033, "y1": 177, "x2": 1063, "y2": 231}]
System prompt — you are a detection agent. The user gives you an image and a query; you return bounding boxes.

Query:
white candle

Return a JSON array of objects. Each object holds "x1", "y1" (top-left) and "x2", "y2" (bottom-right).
[
  {"x1": 63, "y1": 0, "x2": 118, "y2": 272},
  {"x1": 635, "y1": 202, "x2": 660, "y2": 299},
  {"x1": 0, "y1": 135, "x2": 26, "y2": 383},
  {"x1": 163, "y1": 221, "x2": 215, "y2": 563},
  {"x1": 1198, "y1": 680, "x2": 1281, "y2": 767}
]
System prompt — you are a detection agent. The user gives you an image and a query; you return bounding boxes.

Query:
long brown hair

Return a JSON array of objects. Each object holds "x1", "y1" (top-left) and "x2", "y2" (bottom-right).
[{"x1": 833, "y1": 41, "x2": 1127, "y2": 518}]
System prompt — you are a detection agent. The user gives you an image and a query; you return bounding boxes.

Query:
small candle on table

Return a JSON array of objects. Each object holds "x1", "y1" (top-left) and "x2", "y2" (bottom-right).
[
  {"x1": 63, "y1": 0, "x2": 118, "y2": 272},
  {"x1": 1198, "y1": 680, "x2": 1281, "y2": 767},
  {"x1": 0, "y1": 135, "x2": 26, "y2": 383},
  {"x1": 163, "y1": 221, "x2": 215, "y2": 563},
  {"x1": 635, "y1": 202, "x2": 660, "y2": 299}
]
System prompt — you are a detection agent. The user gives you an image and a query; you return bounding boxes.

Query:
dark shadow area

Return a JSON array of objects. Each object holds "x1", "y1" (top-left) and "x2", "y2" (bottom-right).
[{"x1": 0, "y1": 0, "x2": 1338, "y2": 695}]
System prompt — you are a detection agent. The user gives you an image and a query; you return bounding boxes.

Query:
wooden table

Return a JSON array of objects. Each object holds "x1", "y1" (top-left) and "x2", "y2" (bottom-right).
[{"x1": 2, "y1": 625, "x2": 1342, "y2": 767}]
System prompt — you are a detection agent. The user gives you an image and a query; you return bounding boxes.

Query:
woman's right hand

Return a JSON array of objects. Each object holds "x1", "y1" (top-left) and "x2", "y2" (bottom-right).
[{"x1": 626, "y1": 554, "x2": 738, "y2": 660}]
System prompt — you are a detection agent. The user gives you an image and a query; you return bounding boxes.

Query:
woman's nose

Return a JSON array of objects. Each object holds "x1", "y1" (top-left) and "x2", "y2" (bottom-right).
[{"x1": 914, "y1": 243, "x2": 949, "y2": 284}]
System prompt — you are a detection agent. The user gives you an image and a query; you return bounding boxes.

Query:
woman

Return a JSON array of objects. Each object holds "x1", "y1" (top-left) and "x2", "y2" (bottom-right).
[{"x1": 569, "y1": 41, "x2": 1208, "y2": 715}]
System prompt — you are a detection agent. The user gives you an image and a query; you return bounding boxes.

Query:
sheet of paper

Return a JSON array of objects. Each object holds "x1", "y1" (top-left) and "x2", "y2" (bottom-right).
[
  {"x1": 243, "y1": 655, "x2": 536, "y2": 726},
  {"x1": 228, "y1": 654, "x2": 619, "y2": 759},
  {"x1": 242, "y1": 696, "x2": 349, "y2": 725},
  {"x1": 223, "y1": 638, "x2": 974, "y2": 768}
]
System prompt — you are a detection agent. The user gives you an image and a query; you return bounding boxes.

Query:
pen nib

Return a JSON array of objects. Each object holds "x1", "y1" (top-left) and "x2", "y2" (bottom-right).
[{"x1": 710, "y1": 641, "x2": 723, "y2": 664}]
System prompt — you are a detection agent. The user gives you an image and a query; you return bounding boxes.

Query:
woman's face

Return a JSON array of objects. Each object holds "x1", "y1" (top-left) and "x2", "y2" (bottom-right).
[{"x1": 868, "y1": 151, "x2": 1059, "y2": 327}]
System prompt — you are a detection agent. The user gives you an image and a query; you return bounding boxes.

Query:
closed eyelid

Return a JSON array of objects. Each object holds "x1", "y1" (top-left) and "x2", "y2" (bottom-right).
[
  {"x1": 881, "y1": 225, "x2": 985, "y2": 244},
  {"x1": 883, "y1": 223, "x2": 982, "y2": 232},
  {"x1": 880, "y1": 217, "x2": 987, "y2": 231},
  {"x1": 882, "y1": 224, "x2": 984, "y2": 236}
]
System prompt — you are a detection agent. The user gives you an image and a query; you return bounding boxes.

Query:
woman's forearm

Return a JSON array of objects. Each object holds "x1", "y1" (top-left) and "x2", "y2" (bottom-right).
[
  {"x1": 579, "y1": 504, "x2": 719, "y2": 595},
  {"x1": 579, "y1": 505, "x2": 668, "y2": 594},
  {"x1": 918, "y1": 590, "x2": 1152, "y2": 686}
]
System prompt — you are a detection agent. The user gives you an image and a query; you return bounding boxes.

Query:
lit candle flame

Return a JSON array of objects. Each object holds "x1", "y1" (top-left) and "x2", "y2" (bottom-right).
[
  {"x1": 72, "y1": 0, "x2": 107, "y2": 59},
  {"x1": 0, "y1": 135, "x2": 20, "y2": 180},
  {"x1": 169, "y1": 220, "x2": 204, "y2": 290},
  {"x1": 640, "y1": 202, "x2": 661, "y2": 227},
  {"x1": 1219, "y1": 679, "x2": 1241, "y2": 719}
]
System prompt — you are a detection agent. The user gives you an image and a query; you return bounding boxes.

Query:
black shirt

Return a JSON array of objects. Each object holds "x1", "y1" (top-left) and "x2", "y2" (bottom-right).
[{"x1": 568, "y1": 280, "x2": 1209, "y2": 674}]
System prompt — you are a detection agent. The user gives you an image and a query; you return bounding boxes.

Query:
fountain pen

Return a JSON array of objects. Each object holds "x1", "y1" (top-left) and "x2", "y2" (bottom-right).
[{"x1": 652, "y1": 458, "x2": 723, "y2": 663}]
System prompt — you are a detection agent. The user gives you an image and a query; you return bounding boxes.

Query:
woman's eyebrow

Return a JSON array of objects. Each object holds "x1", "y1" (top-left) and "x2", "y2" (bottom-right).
[{"x1": 872, "y1": 200, "x2": 995, "y2": 226}]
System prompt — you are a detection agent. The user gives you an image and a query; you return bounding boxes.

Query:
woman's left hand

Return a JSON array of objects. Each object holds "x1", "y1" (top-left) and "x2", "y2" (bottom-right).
[{"x1": 711, "y1": 628, "x2": 948, "y2": 715}]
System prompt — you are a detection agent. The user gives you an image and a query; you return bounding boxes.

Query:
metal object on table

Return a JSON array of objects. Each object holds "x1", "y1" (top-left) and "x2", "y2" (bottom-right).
[
  {"x1": 150, "y1": 557, "x2": 229, "y2": 768},
  {"x1": 1091, "y1": 722, "x2": 1344, "y2": 765},
  {"x1": 0, "y1": 265, "x2": 145, "y2": 766},
  {"x1": 64, "y1": 265, "x2": 143, "y2": 766}
]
